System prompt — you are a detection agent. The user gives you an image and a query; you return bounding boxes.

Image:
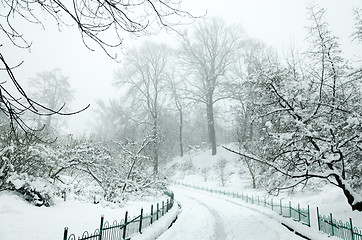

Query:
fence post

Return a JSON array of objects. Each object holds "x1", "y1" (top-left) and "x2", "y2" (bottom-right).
[
  {"x1": 162, "y1": 201, "x2": 165, "y2": 216},
  {"x1": 307, "y1": 205, "x2": 310, "y2": 227},
  {"x1": 157, "y1": 203, "x2": 159, "y2": 220},
  {"x1": 271, "y1": 199, "x2": 273, "y2": 210},
  {"x1": 317, "y1": 207, "x2": 321, "y2": 231},
  {"x1": 63, "y1": 227, "x2": 68, "y2": 240},
  {"x1": 151, "y1": 205, "x2": 154, "y2": 224},
  {"x1": 123, "y1": 211, "x2": 128, "y2": 240},
  {"x1": 99, "y1": 216, "x2": 104, "y2": 240},
  {"x1": 298, "y1": 204, "x2": 301, "y2": 222},
  {"x1": 167, "y1": 199, "x2": 169, "y2": 212},
  {"x1": 289, "y1": 201, "x2": 291, "y2": 218},
  {"x1": 280, "y1": 199, "x2": 282, "y2": 215},
  {"x1": 350, "y1": 218, "x2": 354, "y2": 240},
  {"x1": 139, "y1": 208, "x2": 143, "y2": 234},
  {"x1": 264, "y1": 197, "x2": 266, "y2": 207},
  {"x1": 330, "y1": 213, "x2": 334, "y2": 236}
]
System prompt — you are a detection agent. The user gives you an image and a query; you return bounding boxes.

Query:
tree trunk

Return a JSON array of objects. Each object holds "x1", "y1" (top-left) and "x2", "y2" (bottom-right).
[
  {"x1": 44, "y1": 116, "x2": 52, "y2": 135},
  {"x1": 244, "y1": 157, "x2": 256, "y2": 188},
  {"x1": 333, "y1": 174, "x2": 362, "y2": 211},
  {"x1": 152, "y1": 119, "x2": 159, "y2": 175},
  {"x1": 179, "y1": 108, "x2": 184, "y2": 157},
  {"x1": 153, "y1": 152, "x2": 158, "y2": 174},
  {"x1": 206, "y1": 99, "x2": 217, "y2": 155}
]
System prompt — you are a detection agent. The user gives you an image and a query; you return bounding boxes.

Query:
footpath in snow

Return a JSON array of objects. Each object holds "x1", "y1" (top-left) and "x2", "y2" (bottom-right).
[{"x1": 155, "y1": 186, "x2": 314, "y2": 240}]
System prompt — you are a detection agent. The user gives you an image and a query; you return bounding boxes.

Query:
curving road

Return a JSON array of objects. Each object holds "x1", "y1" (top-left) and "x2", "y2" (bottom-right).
[{"x1": 157, "y1": 186, "x2": 304, "y2": 240}]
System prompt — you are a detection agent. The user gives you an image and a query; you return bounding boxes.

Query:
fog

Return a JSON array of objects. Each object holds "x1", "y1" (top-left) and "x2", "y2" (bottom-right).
[{"x1": 1, "y1": 0, "x2": 360, "y2": 136}]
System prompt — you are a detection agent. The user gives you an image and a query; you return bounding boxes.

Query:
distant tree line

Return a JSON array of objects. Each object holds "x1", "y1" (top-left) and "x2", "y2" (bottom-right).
[{"x1": 94, "y1": 5, "x2": 362, "y2": 211}]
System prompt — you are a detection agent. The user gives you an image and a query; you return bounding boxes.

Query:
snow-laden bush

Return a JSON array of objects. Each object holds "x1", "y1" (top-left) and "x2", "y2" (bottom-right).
[
  {"x1": 215, "y1": 158, "x2": 229, "y2": 186},
  {"x1": 6, "y1": 172, "x2": 54, "y2": 206},
  {"x1": 0, "y1": 142, "x2": 58, "y2": 206},
  {"x1": 0, "y1": 136, "x2": 168, "y2": 206}
]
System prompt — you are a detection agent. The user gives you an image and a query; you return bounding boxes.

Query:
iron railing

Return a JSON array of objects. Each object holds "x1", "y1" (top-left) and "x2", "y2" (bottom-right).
[
  {"x1": 317, "y1": 208, "x2": 362, "y2": 240},
  {"x1": 63, "y1": 191, "x2": 174, "y2": 240}
]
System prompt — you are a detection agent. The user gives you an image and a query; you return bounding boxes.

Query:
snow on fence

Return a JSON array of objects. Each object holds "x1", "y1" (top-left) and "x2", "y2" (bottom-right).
[
  {"x1": 317, "y1": 208, "x2": 362, "y2": 240},
  {"x1": 62, "y1": 191, "x2": 174, "y2": 240},
  {"x1": 176, "y1": 181, "x2": 362, "y2": 240}
]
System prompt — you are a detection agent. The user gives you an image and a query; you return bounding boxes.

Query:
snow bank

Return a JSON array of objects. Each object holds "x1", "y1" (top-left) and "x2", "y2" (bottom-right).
[
  {"x1": 130, "y1": 202, "x2": 180, "y2": 240},
  {"x1": 0, "y1": 191, "x2": 170, "y2": 240}
]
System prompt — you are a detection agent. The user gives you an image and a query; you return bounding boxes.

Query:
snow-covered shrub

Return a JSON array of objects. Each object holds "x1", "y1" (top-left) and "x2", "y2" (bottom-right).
[
  {"x1": 215, "y1": 158, "x2": 229, "y2": 186},
  {"x1": 180, "y1": 157, "x2": 194, "y2": 178},
  {"x1": 201, "y1": 167, "x2": 210, "y2": 182},
  {"x1": 0, "y1": 141, "x2": 59, "y2": 206},
  {"x1": 6, "y1": 172, "x2": 54, "y2": 206},
  {"x1": 0, "y1": 135, "x2": 169, "y2": 206}
]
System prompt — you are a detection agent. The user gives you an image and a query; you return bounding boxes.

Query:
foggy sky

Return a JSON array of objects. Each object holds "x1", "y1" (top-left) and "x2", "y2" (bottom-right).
[{"x1": 2, "y1": 0, "x2": 361, "y2": 135}]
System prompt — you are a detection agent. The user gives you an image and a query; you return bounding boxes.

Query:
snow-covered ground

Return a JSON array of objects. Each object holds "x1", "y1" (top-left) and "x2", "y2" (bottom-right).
[
  {"x1": 1, "y1": 144, "x2": 361, "y2": 240},
  {"x1": 157, "y1": 186, "x2": 341, "y2": 240},
  {"x1": 164, "y1": 144, "x2": 362, "y2": 227},
  {"x1": 158, "y1": 186, "x2": 307, "y2": 240},
  {"x1": 0, "y1": 191, "x2": 170, "y2": 240}
]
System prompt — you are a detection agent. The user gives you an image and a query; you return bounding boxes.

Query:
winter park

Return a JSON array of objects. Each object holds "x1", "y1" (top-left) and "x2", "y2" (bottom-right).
[{"x1": 1, "y1": 0, "x2": 362, "y2": 239}]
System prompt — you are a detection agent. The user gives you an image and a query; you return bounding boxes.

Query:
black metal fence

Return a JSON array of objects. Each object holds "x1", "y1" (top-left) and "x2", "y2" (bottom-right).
[
  {"x1": 63, "y1": 192, "x2": 174, "y2": 240},
  {"x1": 242, "y1": 193, "x2": 310, "y2": 226}
]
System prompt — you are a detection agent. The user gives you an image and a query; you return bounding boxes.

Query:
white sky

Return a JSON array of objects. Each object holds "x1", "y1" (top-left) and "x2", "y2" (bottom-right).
[{"x1": 2, "y1": 0, "x2": 362, "y2": 135}]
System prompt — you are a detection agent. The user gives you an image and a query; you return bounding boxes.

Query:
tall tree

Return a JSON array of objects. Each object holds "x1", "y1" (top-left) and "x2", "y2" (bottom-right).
[
  {"x1": 228, "y1": 6, "x2": 362, "y2": 211},
  {"x1": 231, "y1": 39, "x2": 274, "y2": 188},
  {"x1": 179, "y1": 17, "x2": 243, "y2": 155},
  {"x1": 1, "y1": 0, "x2": 195, "y2": 138},
  {"x1": 166, "y1": 69, "x2": 190, "y2": 157},
  {"x1": 28, "y1": 69, "x2": 74, "y2": 136},
  {"x1": 353, "y1": 8, "x2": 362, "y2": 43},
  {"x1": 115, "y1": 41, "x2": 170, "y2": 174}
]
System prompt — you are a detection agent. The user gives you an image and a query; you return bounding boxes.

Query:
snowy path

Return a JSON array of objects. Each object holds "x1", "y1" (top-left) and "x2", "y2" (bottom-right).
[{"x1": 157, "y1": 186, "x2": 305, "y2": 240}]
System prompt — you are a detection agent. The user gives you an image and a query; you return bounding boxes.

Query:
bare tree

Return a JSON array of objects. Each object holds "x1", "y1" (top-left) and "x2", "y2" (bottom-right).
[
  {"x1": 0, "y1": 54, "x2": 88, "y2": 141},
  {"x1": 353, "y1": 8, "x2": 362, "y2": 43},
  {"x1": 115, "y1": 41, "x2": 171, "y2": 174},
  {"x1": 28, "y1": 69, "x2": 74, "y2": 136},
  {"x1": 1, "y1": 0, "x2": 197, "y2": 58},
  {"x1": 178, "y1": 17, "x2": 244, "y2": 155},
  {"x1": 0, "y1": 0, "x2": 196, "y2": 138},
  {"x1": 166, "y1": 69, "x2": 192, "y2": 157}
]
